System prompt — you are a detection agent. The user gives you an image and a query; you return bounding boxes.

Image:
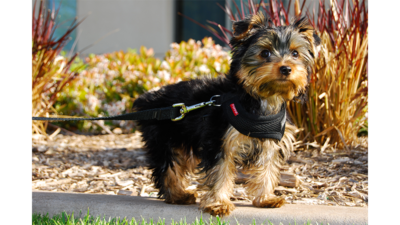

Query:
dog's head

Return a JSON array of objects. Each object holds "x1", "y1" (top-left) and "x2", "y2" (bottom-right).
[{"x1": 228, "y1": 12, "x2": 321, "y2": 101}]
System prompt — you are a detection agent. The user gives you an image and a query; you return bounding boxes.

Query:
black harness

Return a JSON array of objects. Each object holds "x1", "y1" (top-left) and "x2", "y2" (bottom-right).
[
  {"x1": 221, "y1": 95, "x2": 286, "y2": 140},
  {"x1": 33, "y1": 94, "x2": 286, "y2": 140}
]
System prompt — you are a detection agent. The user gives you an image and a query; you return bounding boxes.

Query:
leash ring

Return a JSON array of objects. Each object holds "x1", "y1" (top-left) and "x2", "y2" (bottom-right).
[{"x1": 210, "y1": 95, "x2": 221, "y2": 107}]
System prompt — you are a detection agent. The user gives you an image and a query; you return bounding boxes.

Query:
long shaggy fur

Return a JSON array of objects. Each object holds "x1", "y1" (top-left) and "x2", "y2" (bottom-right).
[{"x1": 132, "y1": 12, "x2": 320, "y2": 216}]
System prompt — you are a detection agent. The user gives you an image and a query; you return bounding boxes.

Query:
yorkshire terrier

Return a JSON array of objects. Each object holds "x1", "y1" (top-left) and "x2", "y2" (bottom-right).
[{"x1": 132, "y1": 12, "x2": 321, "y2": 216}]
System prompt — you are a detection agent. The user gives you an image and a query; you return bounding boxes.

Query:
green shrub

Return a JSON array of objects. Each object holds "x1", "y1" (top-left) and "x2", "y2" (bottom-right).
[{"x1": 55, "y1": 37, "x2": 230, "y2": 133}]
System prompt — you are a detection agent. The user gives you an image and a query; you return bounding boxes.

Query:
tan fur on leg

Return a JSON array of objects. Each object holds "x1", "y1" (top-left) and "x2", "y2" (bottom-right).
[
  {"x1": 244, "y1": 122, "x2": 297, "y2": 208},
  {"x1": 199, "y1": 137, "x2": 237, "y2": 216},
  {"x1": 218, "y1": 122, "x2": 296, "y2": 209},
  {"x1": 198, "y1": 120, "x2": 297, "y2": 213},
  {"x1": 163, "y1": 147, "x2": 198, "y2": 204},
  {"x1": 252, "y1": 196, "x2": 286, "y2": 208},
  {"x1": 199, "y1": 158, "x2": 236, "y2": 216}
]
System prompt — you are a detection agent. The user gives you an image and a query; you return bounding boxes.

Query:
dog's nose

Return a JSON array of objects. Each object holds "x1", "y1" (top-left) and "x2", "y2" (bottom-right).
[{"x1": 280, "y1": 66, "x2": 292, "y2": 76}]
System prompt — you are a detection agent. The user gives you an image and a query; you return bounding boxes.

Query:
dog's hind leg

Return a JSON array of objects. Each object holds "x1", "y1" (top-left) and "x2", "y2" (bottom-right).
[
  {"x1": 160, "y1": 147, "x2": 198, "y2": 204},
  {"x1": 138, "y1": 123, "x2": 197, "y2": 204}
]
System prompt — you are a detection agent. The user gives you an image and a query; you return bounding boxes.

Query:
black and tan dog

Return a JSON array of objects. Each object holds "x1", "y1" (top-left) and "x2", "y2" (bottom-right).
[{"x1": 133, "y1": 12, "x2": 320, "y2": 216}]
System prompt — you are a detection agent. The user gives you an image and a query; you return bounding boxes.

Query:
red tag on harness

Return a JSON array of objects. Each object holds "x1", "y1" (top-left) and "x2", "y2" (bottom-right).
[{"x1": 230, "y1": 103, "x2": 239, "y2": 116}]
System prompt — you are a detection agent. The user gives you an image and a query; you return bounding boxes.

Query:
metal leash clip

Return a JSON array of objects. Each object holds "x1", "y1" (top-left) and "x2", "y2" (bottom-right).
[{"x1": 171, "y1": 95, "x2": 220, "y2": 121}]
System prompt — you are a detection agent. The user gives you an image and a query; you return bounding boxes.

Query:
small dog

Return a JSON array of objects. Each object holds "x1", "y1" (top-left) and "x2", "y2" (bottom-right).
[{"x1": 133, "y1": 12, "x2": 320, "y2": 216}]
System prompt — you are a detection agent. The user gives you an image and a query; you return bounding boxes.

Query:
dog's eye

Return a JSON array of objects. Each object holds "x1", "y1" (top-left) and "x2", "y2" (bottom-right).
[
  {"x1": 292, "y1": 50, "x2": 299, "y2": 59},
  {"x1": 260, "y1": 50, "x2": 271, "y2": 58}
]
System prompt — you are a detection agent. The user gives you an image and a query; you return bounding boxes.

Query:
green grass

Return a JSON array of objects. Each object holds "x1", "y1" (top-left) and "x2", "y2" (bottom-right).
[{"x1": 32, "y1": 209, "x2": 334, "y2": 225}]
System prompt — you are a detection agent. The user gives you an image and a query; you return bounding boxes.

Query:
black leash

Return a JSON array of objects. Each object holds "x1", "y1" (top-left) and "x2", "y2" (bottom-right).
[
  {"x1": 32, "y1": 95, "x2": 221, "y2": 122},
  {"x1": 33, "y1": 94, "x2": 287, "y2": 141},
  {"x1": 32, "y1": 106, "x2": 181, "y2": 122}
]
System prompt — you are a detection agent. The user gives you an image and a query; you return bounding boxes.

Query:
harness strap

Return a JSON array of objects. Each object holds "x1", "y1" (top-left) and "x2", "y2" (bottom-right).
[{"x1": 221, "y1": 94, "x2": 287, "y2": 140}]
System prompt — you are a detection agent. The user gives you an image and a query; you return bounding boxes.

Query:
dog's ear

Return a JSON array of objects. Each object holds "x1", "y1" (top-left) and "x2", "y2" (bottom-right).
[
  {"x1": 232, "y1": 17, "x2": 252, "y2": 38},
  {"x1": 293, "y1": 17, "x2": 321, "y2": 58},
  {"x1": 232, "y1": 12, "x2": 268, "y2": 41}
]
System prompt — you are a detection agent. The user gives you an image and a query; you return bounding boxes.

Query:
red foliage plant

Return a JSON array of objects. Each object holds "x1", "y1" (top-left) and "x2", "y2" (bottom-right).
[{"x1": 32, "y1": 0, "x2": 84, "y2": 134}]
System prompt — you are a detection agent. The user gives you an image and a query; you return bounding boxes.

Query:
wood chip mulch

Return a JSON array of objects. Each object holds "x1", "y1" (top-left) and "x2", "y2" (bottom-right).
[{"x1": 32, "y1": 132, "x2": 368, "y2": 207}]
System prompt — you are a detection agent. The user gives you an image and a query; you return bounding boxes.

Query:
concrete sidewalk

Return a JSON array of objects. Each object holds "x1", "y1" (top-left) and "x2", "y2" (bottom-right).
[{"x1": 33, "y1": 191, "x2": 367, "y2": 225}]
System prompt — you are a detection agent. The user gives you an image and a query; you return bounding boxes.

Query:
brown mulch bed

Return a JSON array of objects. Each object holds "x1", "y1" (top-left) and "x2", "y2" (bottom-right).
[{"x1": 32, "y1": 132, "x2": 368, "y2": 207}]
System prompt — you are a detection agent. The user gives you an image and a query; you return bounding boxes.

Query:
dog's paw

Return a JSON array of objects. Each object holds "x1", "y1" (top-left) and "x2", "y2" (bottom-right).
[
  {"x1": 202, "y1": 201, "x2": 235, "y2": 217},
  {"x1": 253, "y1": 196, "x2": 286, "y2": 208},
  {"x1": 165, "y1": 192, "x2": 197, "y2": 205}
]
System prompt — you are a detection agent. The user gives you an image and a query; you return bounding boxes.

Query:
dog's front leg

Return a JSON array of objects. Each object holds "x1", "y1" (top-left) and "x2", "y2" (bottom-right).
[
  {"x1": 199, "y1": 153, "x2": 236, "y2": 217},
  {"x1": 244, "y1": 141, "x2": 286, "y2": 208}
]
